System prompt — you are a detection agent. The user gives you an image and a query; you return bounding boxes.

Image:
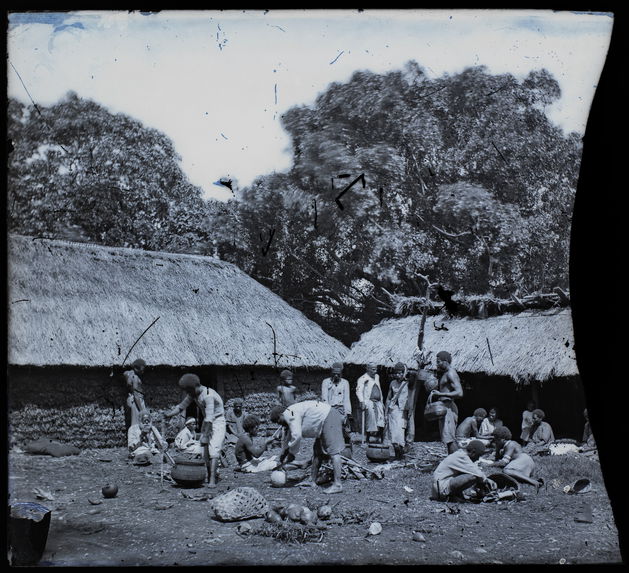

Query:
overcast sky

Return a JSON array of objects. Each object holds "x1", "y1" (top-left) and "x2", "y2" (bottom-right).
[{"x1": 7, "y1": 9, "x2": 613, "y2": 200}]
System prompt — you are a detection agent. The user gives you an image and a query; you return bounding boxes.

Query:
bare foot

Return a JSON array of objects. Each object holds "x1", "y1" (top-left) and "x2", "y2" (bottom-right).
[
  {"x1": 207, "y1": 482, "x2": 217, "y2": 489},
  {"x1": 323, "y1": 483, "x2": 343, "y2": 494},
  {"x1": 298, "y1": 480, "x2": 316, "y2": 488}
]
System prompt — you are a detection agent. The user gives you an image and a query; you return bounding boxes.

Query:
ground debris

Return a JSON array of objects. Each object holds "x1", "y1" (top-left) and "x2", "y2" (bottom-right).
[
  {"x1": 252, "y1": 521, "x2": 325, "y2": 544},
  {"x1": 180, "y1": 491, "x2": 211, "y2": 502},
  {"x1": 32, "y1": 487, "x2": 54, "y2": 501}
]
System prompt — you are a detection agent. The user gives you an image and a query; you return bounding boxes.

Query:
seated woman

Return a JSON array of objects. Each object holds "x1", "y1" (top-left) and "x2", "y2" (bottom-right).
[
  {"x1": 225, "y1": 399, "x2": 247, "y2": 445},
  {"x1": 455, "y1": 408, "x2": 487, "y2": 447},
  {"x1": 127, "y1": 410, "x2": 168, "y2": 465},
  {"x1": 492, "y1": 426, "x2": 543, "y2": 490},
  {"x1": 527, "y1": 409, "x2": 555, "y2": 446},
  {"x1": 174, "y1": 417, "x2": 203, "y2": 456},
  {"x1": 235, "y1": 415, "x2": 278, "y2": 473},
  {"x1": 478, "y1": 407, "x2": 504, "y2": 440}
]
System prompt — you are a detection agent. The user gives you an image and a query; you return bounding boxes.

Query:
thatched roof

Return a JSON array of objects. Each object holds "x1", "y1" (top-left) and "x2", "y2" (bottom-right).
[
  {"x1": 7, "y1": 235, "x2": 348, "y2": 368},
  {"x1": 345, "y1": 309, "x2": 578, "y2": 383}
]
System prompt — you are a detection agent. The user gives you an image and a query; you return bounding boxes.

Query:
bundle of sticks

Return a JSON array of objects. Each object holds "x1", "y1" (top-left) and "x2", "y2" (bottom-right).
[{"x1": 319, "y1": 455, "x2": 384, "y2": 481}]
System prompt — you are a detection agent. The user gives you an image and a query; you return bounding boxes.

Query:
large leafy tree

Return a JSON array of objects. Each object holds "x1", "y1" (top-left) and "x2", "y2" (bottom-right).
[
  {"x1": 218, "y1": 63, "x2": 581, "y2": 343},
  {"x1": 7, "y1": 92, "x2": 213, "y2": 253}
]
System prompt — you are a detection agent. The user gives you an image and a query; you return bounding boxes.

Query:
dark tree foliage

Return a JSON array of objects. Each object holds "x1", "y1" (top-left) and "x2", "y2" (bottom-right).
[
  {"x1": 7, "y1": 64, "x2": 581, "y2": 346},
  {"x1": 7, "y1": 92, "x2": 215, "y2": 254},
  {"x1": 216, "y1": 63, "x2": 581, "y2": 344}
]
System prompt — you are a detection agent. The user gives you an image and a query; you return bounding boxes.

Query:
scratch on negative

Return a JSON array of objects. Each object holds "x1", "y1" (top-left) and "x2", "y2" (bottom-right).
[{"x1": 329, "y1": 51, "x2": 344, "y2": 65}]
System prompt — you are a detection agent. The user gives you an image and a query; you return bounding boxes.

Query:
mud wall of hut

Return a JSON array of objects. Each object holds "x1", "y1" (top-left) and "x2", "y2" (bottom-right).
[{"x1": 7, "y1": 365, "x2": 332, "y2": 449}]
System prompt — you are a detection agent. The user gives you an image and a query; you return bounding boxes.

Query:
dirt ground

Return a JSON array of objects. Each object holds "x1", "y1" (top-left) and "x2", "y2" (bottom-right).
[{"x1": 7, "y1": 439, "x2": 623, "y2": 566}]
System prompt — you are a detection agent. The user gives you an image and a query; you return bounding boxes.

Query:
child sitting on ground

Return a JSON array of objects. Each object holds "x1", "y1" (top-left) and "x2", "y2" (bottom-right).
[{"x1": 235, "y1": 415, "x2": 279, "y2": 473}]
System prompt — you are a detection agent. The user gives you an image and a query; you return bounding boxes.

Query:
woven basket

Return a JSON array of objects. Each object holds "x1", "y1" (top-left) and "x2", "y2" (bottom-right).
[{"x1": 212, "y1": 487, "x2": 269, "y2": 522}]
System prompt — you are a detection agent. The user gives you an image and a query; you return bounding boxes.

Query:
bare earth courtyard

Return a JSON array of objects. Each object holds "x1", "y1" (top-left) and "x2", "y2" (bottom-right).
[{"x1": 8, "y1": 440, "x2": 622, "y2": 566}]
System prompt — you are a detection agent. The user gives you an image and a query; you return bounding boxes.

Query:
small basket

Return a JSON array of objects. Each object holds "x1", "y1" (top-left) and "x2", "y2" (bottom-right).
[
  {"x1": 424, "y1": 393, "x2": 447, "y2": 421},
  {"x1": 211, "y1": 487, "x2": 269, "y2": 522}
]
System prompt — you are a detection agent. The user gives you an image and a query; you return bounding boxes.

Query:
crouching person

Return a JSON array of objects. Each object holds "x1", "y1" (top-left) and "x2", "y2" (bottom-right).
[
  {"x1": 164, "y1": 374, "x2": 226, "y2": 488},
  {"x1": 270, "y1": 400, "x2": 345, "y2": 494},
  {"x1": 235, "y1": 415, "x2": 278, "y2": 472},
  {"x1": 492, "y1": 426, "x2": 544, "y2": 490},
  {"x1": 174, "y1": 417, "x2": 203, "y2": 456},
  {"x1": 128, "y1": 410, "x2": 168, "y2": 465},
  {"x1": 430, "y1": 440, "x2": 496, "y2": 502}
]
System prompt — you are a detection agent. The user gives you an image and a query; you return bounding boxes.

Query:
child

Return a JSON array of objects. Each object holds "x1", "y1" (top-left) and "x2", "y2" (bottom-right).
[
  {"x1": 520, "y1": 400, "x2": 536, "y2": 444},
  {"x1": 235, "y1": 415, "x2": 278, "y2": 472},
  {"x1": 277, "y1": 369, "x2": 297, "y2": 407}
]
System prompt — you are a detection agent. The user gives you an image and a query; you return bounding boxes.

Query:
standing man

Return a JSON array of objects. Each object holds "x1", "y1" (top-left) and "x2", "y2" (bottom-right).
[
  {"x1": 404, "y1": 367, "x2": 420, "y2": 449},
  {"x1": 164, "y1": 374, "x2": 226, "y2": 488},
  {"x1": 355, "y1": 362, "x2": 385, "y2": 443},
  {"x1": 321, "y1": 362, "x2": 352, "y2": 441},
  {"x1": 123, "y1": 358, "x2": 147, "y2": 431},
  {"x1": 385, "y1": 362, "x2": 409, "y2": 460},
  {"x1": 431, "y1": 351, "x2": 463, "y2": 454},
  {"x1": 270, "y1": 400, "x2": 345, "y2": 494}
]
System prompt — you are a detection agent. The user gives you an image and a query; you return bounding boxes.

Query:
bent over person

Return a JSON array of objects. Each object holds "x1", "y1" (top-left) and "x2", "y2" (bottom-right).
[
  {"x1": 432, "y1": 351, "x2": 463, "y2": 454},
  {"x1": 165, "y1": 374, "x2": 226, "y2": 488},
  {"x1": 492, "y1": 426, "x2": 543, "y2": 490},
  {"x1": 430, "y1": 440, "x2": 496, "y2": 501},
  {"x1": 270, "y1": 400, "x2": 345, "y2": 494}
]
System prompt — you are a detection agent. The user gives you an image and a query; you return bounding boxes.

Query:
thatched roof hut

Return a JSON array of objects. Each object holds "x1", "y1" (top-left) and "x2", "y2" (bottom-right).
[
  {"x1": 8, "y1": 234, "x2": 349, "y2": 448},
  {"x1": 345, "y1": 308, "x2": 578, "y2": 384},
  {"x1": 8, "y1": 234, "x2": 348, "y2": 368}
]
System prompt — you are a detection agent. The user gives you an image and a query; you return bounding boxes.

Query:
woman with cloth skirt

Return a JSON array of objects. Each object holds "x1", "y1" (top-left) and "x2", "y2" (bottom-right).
[{"x1": 385, "y1": 362, "x2": 409, "y2": 460}]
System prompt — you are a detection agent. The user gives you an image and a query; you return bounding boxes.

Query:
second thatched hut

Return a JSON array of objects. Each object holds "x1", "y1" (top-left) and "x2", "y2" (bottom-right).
[{"x1": 345, "y1": 308, "x2": 584, "y2": 440}]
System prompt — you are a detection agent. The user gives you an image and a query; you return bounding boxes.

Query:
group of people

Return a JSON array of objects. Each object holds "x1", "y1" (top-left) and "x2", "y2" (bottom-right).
[{"x1": 121, "y1": 351, "x2": 591, "y2": 500}]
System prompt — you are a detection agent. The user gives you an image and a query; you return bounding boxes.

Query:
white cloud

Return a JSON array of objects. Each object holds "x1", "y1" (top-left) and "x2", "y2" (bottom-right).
[{"x1": 7, "y1": 9, "x2": 613, "y2": 200}]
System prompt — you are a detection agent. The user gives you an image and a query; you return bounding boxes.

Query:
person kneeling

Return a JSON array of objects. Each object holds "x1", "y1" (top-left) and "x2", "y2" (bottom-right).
[
  {"x1": 492, "y1": 426, "x2": 543, "y2": 491},
  {"x1": 431, "y1": 440, "x2": 496, "y2": 502},
  {"x1": 235, "y1": 415, "x2": 278, "y2": 472}
]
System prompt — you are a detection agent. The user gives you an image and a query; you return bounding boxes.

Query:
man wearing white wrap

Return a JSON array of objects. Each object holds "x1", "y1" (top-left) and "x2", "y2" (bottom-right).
[
  {"x1": 165, "y1": 373, "x2": 226, "y2": 488},
  {"x1": 356, "y1": 362, "x2": 385, "y2": 443}
]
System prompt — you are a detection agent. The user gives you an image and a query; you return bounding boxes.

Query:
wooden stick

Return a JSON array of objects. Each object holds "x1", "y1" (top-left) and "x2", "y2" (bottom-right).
[
  {"x1": 361, "y1": 410, "x2": 365, "y2": 445},
  {"x1": 339, "y1": 455, "x2": 383, "y2": 478}
]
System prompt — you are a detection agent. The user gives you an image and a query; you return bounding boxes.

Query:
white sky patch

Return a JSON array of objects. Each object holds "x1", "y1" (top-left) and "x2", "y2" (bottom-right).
[{"x1": 7, "y1": 9, "x2": 613, "y2": 200}]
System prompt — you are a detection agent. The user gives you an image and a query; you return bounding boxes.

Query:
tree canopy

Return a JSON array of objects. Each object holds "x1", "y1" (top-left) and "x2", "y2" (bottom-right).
[
  {"x1": 7, "y1": 63, "x2": 581, "y2": 345},
  {"x1": 7, "y1": 92, "x2": 214, "y2": 253},
  {"x1": 215, "y1": 63, "x2": 581, "y2": 343}
]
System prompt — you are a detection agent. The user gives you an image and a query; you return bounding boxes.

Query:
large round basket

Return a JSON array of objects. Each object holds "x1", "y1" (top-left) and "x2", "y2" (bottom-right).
[
  {"x1": 170, "y1": 457, "x2": 206, "y2": 487},
  {"x1": 366, "y1": 443, "x2": 392, "y2": 462}
]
